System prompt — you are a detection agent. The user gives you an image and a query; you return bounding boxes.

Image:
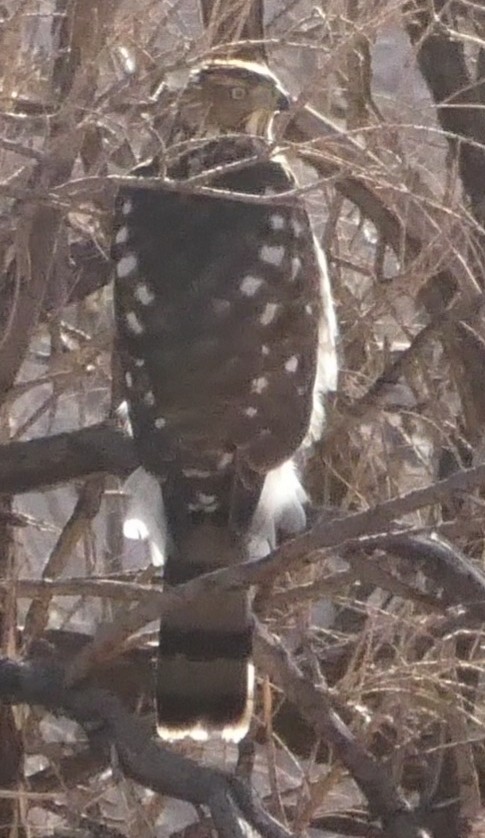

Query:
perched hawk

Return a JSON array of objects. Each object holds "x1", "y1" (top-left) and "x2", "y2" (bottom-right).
[{"x1": 112, "y1": 60, "x2": 338, "y2": 742}]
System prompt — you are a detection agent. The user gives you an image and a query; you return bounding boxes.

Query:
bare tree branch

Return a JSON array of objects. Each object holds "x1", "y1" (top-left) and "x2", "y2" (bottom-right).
[
  {"x1": 0, "y1": 656, "x2": 291, "y2": 838},
  {"x1": 199, "y1": 0, "x2": 266, "y2": 61},
  {"x1": 405, "y1": 0, "x2": 485, "y2": 223},
  {"x1": 42, "y1": 239, "x2": 111, "y2": 315},
  {"x1": 254, "y1": 627, "x2": 424, "y2": 838},
  {"x1": 23, "y1": 476, "x2": 105, "y2": 644},
  {"x1": 0, "y1": 424, "x2": 137, "y2": 494}
]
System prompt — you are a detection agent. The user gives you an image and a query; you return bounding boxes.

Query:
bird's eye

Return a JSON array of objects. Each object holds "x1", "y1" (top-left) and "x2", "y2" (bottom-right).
[{"x1": 231, "y1": 86, "x2": 247, "y2": 100}]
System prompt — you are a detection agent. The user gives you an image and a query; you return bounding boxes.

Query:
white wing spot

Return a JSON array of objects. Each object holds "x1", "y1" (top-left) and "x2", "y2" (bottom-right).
[
  {"x1": 251, "y1": 376, "x2": 268, "y2": 394},
  {"x1": 144, "y1": 391, "x2": 155, "y2": 407},
  {"x1": 198, "y1": 492, "x2": 217, "y2": 505},
  {"x1": 217, "y1": 452, "x2": 233, "y2": 470},
  {"x1": 260, "y1": 303, "x2": 279, "y2": 326},
  {"x1": 260, "y1": 244, "x2": 285, "y2": 266},
  {"x1": 125, "y1": 371, "x2": 133, "y2": 388},
  {"x1": 213, "y1": 298, "x2": 231, "y2": 315},
  {"x1": 292, "y1": 217, "x2": 304, "y2": 237},
  {"x1": 188, "y1": 492, "x2": 220, "y2": 513},
  {"x1": 244, "y1": 407, "x2": 258, "y2": 418},
  {"x1": 269, "y1": 213, "x2": 285, "y2": 231},
  {"x1": 115, "y1": 226, "x2": 129, "y2": 244},
  {"x1": 261, "y1": 344, "x2": 270, "y2": 356},
  {"x1": 285, "y1": 355, "x2": 299, "y2": 373},
  {"x1": 154, "y1": 417, "x2": 166, "y2": 429},
  {"x1": 305, "y1": 303, "x2": 313, "y2": 315},
  {"x1": 134, "y1": 283, "x2": 155, "y2": 305},
  {"x1": 122, "y1": 199, "x2": 133, "y2": 216},
  {"x1": 117, "y1": 253, "x2": 138, "y2": 278},
  {"x1": 240, "y1": 275, "x2": 264, "y2": 297},
  {"x1": 183, "y1": 468, "x2": 211, "y2": 478},
  {"x1": 125, "y1": 311, "x2": 144, "y2": 335},
  {"x1": 189, "y1": 500, "x2": 219, "y2": 513},
  {"x1": 134, "y1": 357, "x2": 145, "y2": 367},
  {"x1": 290, "y1": 256, "x2": 302, "y2": 281}
]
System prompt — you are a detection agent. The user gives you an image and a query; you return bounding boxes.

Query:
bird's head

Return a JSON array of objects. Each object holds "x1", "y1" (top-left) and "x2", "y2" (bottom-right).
[{"x1": 167, "y1": 60, "x2": 290, "y2": 139}]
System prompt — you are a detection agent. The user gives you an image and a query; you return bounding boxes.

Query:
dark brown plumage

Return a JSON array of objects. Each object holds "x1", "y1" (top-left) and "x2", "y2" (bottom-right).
[{"x1": 112, "y1": 61, "x2": 337, "y2": 741}]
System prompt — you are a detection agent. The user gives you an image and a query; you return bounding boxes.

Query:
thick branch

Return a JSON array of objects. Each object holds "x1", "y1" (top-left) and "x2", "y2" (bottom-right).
[
  {"x1": 0, "y1": 656, "x2": 290, "y2": 838},
  {"x1": 0, "y1": 424, "x2": 137, "y2": 494},
  {"x1": 9, "y1": 528, "x2": 485, "y2": 624},
  {"x1": 254, "y1": 627, "x2": 423, "y2": 838},
  {"x1": 405, "y1": 1, "x2": 485, "y2": 221},
  {"x1": 49, "y1": 480, "x2": 485, "y2": 684},
  {"x1": 402, "y1": 2, "x2": 485, "y2": 442}
]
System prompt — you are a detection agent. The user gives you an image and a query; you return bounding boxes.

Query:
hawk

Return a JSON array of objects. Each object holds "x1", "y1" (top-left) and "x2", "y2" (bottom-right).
[{"x1": 112, "y1": 60, "x2": 338, "y2": 742}]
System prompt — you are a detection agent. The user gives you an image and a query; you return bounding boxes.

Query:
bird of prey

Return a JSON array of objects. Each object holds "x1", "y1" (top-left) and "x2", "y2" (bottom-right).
[{"x1": 112, "y1": 60, "x2": 338, "y2": 742}]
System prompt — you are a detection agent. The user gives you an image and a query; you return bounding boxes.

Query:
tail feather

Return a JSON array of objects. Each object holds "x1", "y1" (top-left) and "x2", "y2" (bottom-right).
[
  {"x1": 157, "y1": 662, "x2": 255, "y2": 742},
  {"x1": 156, "y1": 524, "x2": 253, "y2": 742},
  {"x1": 157, "y1": 646, "x2": 254, "y2": 742},
  {"x1": 121, "y1": 459, "x2": 309, "y2": 742}
]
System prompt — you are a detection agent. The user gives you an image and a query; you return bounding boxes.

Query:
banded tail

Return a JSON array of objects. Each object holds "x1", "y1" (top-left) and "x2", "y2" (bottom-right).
[
  {"x1": 123, "y1": 461, "x2": 308, "y2": 742},
  {"x1": 157, "y1": 523, "x2": 254, "y2": 742}
]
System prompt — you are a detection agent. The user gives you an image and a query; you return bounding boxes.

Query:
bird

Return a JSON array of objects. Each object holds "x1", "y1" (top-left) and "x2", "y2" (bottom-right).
[{"x1": 112, "y1": 59, "x2": 338, "y2": 743}]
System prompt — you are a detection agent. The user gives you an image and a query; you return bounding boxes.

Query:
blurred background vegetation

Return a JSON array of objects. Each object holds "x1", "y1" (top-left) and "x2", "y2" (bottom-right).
[{"x1": 2, "y1": 1, "x2": 485, "y2": 836}]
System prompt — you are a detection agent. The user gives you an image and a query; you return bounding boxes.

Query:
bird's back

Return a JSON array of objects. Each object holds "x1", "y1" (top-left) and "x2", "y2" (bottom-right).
[{"x1": 113, "y1": 134, "x2": 336, "y2": 740}]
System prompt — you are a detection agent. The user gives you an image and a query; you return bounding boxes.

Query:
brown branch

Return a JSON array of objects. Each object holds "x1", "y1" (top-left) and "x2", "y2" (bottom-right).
[
  {"x1": 41, "y1": 239, "x2": 111, "y2": 315},
  {"x1": 355, "y1": 532, "x2": 485, "y2": 618},
  {"x1": 0, "y1": 656, "x2": 291, "y2": 838},
  {"x1": 405, "y1": 0, "x2": 485, "y2": 222},
  {"x1": 199, "y1": 0, "x2": 266, "y2": 61},
  {"x1": 324, "y1": 291, "x2": 485, "y2": 445},
  {"x1": 309, "y1": 812, "x2": 381, "y2": 837},
  {"x1": 397, "y1": 1, "x2": 485, "y2": 455},
  {"x1": 0, "y1": 4, "x2": 117, "y2": 813},
  {"x1": 254, "y1": 626, "x2": 422, "y2": 838},
  {"x1": 284, "y1": 104, "x2": 471, "y2": 309},
  {"x1": 57, "y1": 454, "x2": 485, "y2": 683},
  {"x1": 4, "y1": 421, "x2": 485, "y2": 569},
  {"x1": 7, "y1": 562, "x2": 439, "y2": 618},
  {"x1": 23, "y1": 476, "x2": 105, "y2": 644},
  {"x1": 0, "y1": 424, "x2": 137, "y2": 494},
  {"x1": 0, "y1": 2, "x2": 103, "y2": 405},
  {"x1": 4, "y1": 423, "x2": 485, "y2": 623}
]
